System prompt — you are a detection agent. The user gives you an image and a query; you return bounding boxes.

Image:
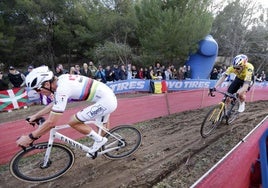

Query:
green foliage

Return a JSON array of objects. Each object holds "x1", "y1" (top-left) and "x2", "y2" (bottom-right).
[
  {"x1": 94, "y1": 41, "x2": 132, "y2": 65},
  {"x1": 0, "y1": 0, "x2": 214, "y2": 69},
  {"x1": 211, "y1": 0, "x2": 268, "y2": 71},
  {"x1": 2, "y1": 0, "x2": 267, "y2": 72},
  {"x1": 0, "y1": 0, "x2": 16, "y2": 65},
  {"x1": 135, "y1": 0, "x2": 213, "y2": 65}
]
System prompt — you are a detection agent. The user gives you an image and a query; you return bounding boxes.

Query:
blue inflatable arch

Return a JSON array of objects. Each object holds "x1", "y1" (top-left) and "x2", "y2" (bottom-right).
[{"x1": 186, "y1": 35, "x2": 218, "y2": 79}]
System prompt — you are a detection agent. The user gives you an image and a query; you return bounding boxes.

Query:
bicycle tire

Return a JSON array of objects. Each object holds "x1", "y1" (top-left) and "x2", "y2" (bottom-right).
[
  {"x1": 200, "y1": 105, "x2": 223, "y2": 138},
  {"x1": 103, "y1": 125, "x2": 142, "y2": 159},
  {"x1": 10, "y1": 142, "x2": 75, "y2": 183},
  {"x1": 226, "y1": 100, "x2": 240, "y2": 125}
]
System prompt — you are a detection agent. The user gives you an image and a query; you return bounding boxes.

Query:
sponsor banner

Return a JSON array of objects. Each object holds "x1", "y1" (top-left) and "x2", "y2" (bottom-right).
[
  {"x1": 0, "y1": 80, "x2": 267, "y2": 111},
  {"x1": 107, "y1": 79, "x2": 268, "y2": 94},
  {"x1": 0, "y1": 88, "x2": 28, "y2": 111},
  {"x1": 107, "y1": 79, "x2": 150, "y2": 94},
  {"x1": 166, "y1": 79, "x2": 215, "y2": 91}
]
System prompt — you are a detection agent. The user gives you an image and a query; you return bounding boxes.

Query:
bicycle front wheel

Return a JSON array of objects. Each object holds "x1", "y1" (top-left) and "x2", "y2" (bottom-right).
[
  {"x1": 200, "y1": 105, "x2": 223, "y2": 138},
  {"x1": 103, "y1": 125, "x2": 142, "y2": 159},
  {"x1": 10, "y1": 142, "x2": 75, "y2": 183}
]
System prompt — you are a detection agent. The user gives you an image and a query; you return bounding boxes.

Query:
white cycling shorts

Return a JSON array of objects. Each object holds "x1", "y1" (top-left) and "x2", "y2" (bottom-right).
[{"x1": 76, "y1": 83, "x2": 117, "y2": 123}]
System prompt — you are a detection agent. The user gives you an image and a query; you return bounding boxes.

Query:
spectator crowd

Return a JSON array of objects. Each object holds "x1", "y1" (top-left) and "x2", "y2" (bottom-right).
[
  {"x1": 59, "y1": 61, "x2": 193, "y2": 83},
  {"x1": 0, "y1": 61, "x2": 193, "y2": 106},
  {"x1": 1, "y1": 60, "x2": 267, "y2": 92}
]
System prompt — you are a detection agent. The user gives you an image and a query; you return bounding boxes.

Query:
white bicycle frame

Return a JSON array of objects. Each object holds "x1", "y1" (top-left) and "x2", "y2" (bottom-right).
[{"x1": 41, "y1": 120, "x2": 125, "y2": 167}]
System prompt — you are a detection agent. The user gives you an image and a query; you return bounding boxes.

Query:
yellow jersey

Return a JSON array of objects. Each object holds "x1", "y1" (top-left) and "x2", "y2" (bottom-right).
[{"x1": 225, "y1": 62, "x2": 254, "y2": 82}]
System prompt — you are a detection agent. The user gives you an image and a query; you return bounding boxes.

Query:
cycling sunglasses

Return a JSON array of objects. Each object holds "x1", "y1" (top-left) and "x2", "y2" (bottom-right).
[{"x1": 234, "y1": 66, "x2": 242, "y2": 70}]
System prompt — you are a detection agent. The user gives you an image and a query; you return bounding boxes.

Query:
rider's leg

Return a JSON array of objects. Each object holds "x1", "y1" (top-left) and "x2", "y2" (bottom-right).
[
  {"x1": 71, "y1": 83, "x2": 117, "y2": 152},
  {"x1": 237, "y1": 83, "x2": 249, "y2": 112},
  {"x1": 70, "y1": 100, "x2": 116, "y2": 153},
  {"x1": 236, "y1": 91, "x2": 246, "y2": 113},
  {"x1": 68, "y1": 116, "x2": 103, "y2": 141},
  {"x1": 68, "y1": 116, "x2": 90, "y2": 134},
  {"x1": 227, "y1": 77, "x2": 246, "y2": 112},
  {"x1": 227, "y1": 77, "x2": 243, "y2": 95},
  {"x1": 68, "y1": 115, "x2": 107, "y2": 153},
  {"x1": 238, "y1": 91, "x2": 246, "y2": 101},
  {"x1": 95, "y1": 115, "x2": 110, "y2": 136},
  {"x1": 102, "y1": 122, "x2": 110, "y2": 136}
]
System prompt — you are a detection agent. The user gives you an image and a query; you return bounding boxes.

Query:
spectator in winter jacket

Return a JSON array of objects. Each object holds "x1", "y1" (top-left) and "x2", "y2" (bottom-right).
[
  {"x1": 80, "y1": 63, "x2": 93, "y2": 78},
  {"x1": 8, "y1": 66, "x2": 25, "y2": 88},
  {"x1": 119, "y1": 65, "x2": 128, "y2": 80},
  {"x1": 88, "y1": 61, "x2": 98, "y2": 77},
  {"x1": 105, "y1": 65, "x2": 114, "y2": 82},
  {"x1": 0, "y1": 71, "x2": 10, "y2": 90},
  {"x1": 95, "y1": 65, "x2": 106, "y2": 83}
]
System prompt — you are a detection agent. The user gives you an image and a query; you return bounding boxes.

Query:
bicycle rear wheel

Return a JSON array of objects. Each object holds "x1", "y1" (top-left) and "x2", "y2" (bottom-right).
[
  {"x1": 103, "y1": 125, "x2": 142, "y2": 159},
  {"x1": 226, "y1": 100, "x2": 240, "y2": 125},
  {"x1": 10, "y1": 142, "x2": 75, "y2": 183},
  {"x1": 200, "y1": 105, "x2": 223, "y2": 138}
]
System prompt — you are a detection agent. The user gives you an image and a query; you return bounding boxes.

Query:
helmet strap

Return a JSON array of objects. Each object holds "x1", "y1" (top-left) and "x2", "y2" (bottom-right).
[
  {"x1": 41, "y1": 77, "x2": 55, "y2": 94},
  {"x1": 41, "y1": 86, "x2": 54, "y2": 94}
]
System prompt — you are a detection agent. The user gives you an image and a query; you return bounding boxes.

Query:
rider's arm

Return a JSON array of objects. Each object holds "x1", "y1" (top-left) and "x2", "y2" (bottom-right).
[
  {"x1": 31, "y1": 111, "x2": 62, "y2": 138},
  {"x1": 30, "y1": 91, "x2": 68, "y2": 138},
  {"x1": 214, "y1": 74, "x2": 227, "y2": 88},
  {"x1": 27, "y1": 103, "x2": 54, "y2": 139},
  {"x1": 16, "y1": 108, "x2": 62, "y2": 147},
  {"x1": 30, "y1": 102, "x2": 54, "y2": 120}
]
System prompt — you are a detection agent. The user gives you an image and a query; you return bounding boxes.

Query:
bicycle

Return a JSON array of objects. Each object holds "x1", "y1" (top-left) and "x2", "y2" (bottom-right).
[
  {"x1": 200, "y1": 89, "x2": 240, "y2": 138},
  {"x1": 9, "y1": 117, "x2": 142, "y2": 183}
]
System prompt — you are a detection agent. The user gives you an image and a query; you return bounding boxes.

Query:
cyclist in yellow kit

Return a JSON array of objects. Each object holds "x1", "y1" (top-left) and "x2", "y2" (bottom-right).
[{"x1": 211, "y1": 54, "x2": 254, "y2": 113}]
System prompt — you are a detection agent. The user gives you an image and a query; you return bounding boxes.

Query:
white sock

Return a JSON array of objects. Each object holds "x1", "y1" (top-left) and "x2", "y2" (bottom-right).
[{"x1": 88, "y1": 130, "x2": 102, "y2": 142}]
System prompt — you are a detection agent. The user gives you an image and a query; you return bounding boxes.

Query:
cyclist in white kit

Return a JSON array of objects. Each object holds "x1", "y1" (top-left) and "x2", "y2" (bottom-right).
[{"x1": 16, "y1": 66, "x2": 117, "y2": 153}]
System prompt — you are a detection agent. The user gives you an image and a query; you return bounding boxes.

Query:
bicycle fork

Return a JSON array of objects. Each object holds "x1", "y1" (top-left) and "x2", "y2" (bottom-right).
[
  {"x1": 210, "y1": 102, "x2": 225, "y2": 123},
  {"x1": 217, "y1": 102, "x2": 225, "y2": 122},
  {"x1": 41, "y1": 128, "x2": 56, "y2": 168}
]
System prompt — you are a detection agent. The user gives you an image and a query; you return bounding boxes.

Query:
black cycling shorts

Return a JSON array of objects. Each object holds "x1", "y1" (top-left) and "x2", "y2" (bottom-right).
[{"x1": 227, "y1": 77, "x2": 244, "y2": 94}]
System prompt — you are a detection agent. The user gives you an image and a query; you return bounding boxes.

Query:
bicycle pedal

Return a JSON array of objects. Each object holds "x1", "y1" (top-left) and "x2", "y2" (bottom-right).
[{"x1": 86, "y1": 152, "x2": 97, "y2": 159}]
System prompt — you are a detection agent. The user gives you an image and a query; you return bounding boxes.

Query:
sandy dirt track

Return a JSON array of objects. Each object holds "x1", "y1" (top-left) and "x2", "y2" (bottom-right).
[{"x1": 0, "y1": 100, "x2": 268, "y2": 188}]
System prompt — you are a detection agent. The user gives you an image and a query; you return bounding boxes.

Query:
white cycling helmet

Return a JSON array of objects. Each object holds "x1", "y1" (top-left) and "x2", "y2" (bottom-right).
[
  {"x1": 26, "y1": 66, "x2": 53, "y2": 89},
  {"x1": 232, "y1": 54, "x2": 248, "y2": 68}
]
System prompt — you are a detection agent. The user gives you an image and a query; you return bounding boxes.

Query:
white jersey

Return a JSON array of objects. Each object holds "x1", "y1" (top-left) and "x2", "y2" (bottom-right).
[{"x1": 51, "y1": 74, "x2": 115, "y2": 115}]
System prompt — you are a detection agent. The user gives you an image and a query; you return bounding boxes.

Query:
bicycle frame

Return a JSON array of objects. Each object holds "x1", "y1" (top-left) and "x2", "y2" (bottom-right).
[
  {"x1": 212, "y1": 101, "x2": 225, "y2": 122},
  {"x1": 10, "y1": 116, "x2": 142, "y2": 183},
  {"x1": 201, "y1": 89, "x2": 239, "y2": 138},
  {"x1": 41, "y1": 120, "x2": 125, "y2": 167},
  {"x1": 211, "y1": 90, "x2": 238, "y2": 123}
]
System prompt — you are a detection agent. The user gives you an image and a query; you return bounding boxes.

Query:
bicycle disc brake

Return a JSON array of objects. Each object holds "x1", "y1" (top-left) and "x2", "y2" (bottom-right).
[{"x1": 40, "y1": 160, "x2": 52, "y2": 169}]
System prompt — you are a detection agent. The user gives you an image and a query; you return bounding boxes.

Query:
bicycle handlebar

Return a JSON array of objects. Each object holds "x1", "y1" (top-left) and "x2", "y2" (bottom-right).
[
  {"x1": 26, "y1": 117, "x2": 46, "y2": 127},
  {"x1": 208, "y1": 89, "x2": 238, "y2": 100},
  {"x1": 208, "y1": 88, "x2": 216, "y2": 97},
  {"x1": 18, "y1": 117, "x2": 46, "y2": 151}
]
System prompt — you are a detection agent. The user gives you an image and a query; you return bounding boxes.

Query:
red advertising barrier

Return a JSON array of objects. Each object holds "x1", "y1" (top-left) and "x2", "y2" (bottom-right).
[
  {"x1": 0, "y1": 88, "x2": 268, "y2": 164},
  {"x1": 0, "y1": 88, "x2": 28, "y2": 111},
  {"x1": 0, "y1": 89, "x2": 213, "y2": 165},
  {"x1": 191, "y1": 117, "x2": 268, "y2": 188},
  {"x1": 1, "y1": 87, "x2": 268, "y2": 165}
]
